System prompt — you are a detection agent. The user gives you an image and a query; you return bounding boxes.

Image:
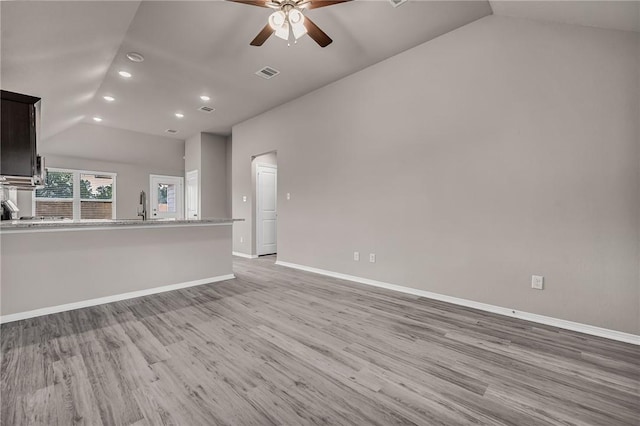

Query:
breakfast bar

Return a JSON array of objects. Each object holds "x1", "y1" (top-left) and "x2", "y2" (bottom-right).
[{"x1": 0, "y1": 219, "x2": 239, "y2": 322}]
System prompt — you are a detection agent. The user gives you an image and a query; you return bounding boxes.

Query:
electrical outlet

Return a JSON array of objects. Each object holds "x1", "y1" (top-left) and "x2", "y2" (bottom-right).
[
  {"x1": 531, "y1": 275, "x2": 544, "y2": 290},
  {"x1": 353, "y1": 251, "x2": 360, "y2": 261},
  {"x1": 286, "y1": 193, "x2": 291, "y2": 200},
  {"x1": 369, "y1": 253, "x2": 376, "y2": 263},
  {"x1": 242, "y1": 195, "x2": 247, "y2": 202},
  {"x1": 240, "y1": 236, "x2": 244, "y2": 243}
]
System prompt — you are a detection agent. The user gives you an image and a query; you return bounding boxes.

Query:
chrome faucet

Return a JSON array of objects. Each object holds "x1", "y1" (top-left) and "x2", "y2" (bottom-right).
[{"x1": 138, "y1": 190, "x2": 147, "y2": 221}]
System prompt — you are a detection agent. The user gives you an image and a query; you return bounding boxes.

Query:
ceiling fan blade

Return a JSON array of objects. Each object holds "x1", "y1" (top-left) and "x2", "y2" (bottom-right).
[
  {"x1": 250, "y1": 24, "x2": 275, "y2": 46},
  {"x1": 303, "y1": 16, "x2": 332, "y2": 47},
  {"x1": 228, "y1": 0, "x2": 275, "y2": 8},
  {"x1": 304, "y1": 0, "x2": 351, "y2": 10}
]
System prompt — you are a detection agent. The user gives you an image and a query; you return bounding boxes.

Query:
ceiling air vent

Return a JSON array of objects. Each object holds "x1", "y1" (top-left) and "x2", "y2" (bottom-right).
[
  {"x1": 165, "y1": 129, "x2": 178, "y2": 134},
  {"x1": 198, "y1": 106, "x2": 216, "y2": 113},
  {"x1": 389, "y1": 0, "x2": 408, "y2": 7},
  {"x1": 255, "y1": 66, "x2": 280, "y2": 80}
]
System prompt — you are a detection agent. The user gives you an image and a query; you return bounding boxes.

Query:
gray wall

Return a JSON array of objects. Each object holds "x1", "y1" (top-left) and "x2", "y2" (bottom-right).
[
  {"x1": 42, "y1": 123, "x2": 184, "y2": 169},
  {"x1": 1, "y1": 225, "x2": 232, "y2": 316},
  {"x1": 201, "y1": 133, "x2": 228, "y2": 218},
  {"x1": 184, "y1": 132, "x2": 229, "y2": 218},
  {"x1": 18, "y1": 123, "x2": 185, "y2": 219},
  {"x1": 232, "y1": 15, "x2": 640, "y2": 334}
]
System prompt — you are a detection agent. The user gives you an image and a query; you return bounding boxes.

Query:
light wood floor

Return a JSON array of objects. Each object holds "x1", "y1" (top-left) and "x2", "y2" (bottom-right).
[{"x1": 1, "y1": 255, "x2": 639, "y2": 425}]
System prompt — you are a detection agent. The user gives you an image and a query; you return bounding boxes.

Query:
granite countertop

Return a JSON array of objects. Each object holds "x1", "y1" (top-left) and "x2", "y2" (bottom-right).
[{"x1": 0, "y1": 218, "x2": 243, "y2": 232}]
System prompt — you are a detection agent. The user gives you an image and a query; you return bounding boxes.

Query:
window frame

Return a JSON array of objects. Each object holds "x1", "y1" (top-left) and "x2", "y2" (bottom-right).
[{"x1": 32, "y1": 167, "x2": 117, "y2": 220}]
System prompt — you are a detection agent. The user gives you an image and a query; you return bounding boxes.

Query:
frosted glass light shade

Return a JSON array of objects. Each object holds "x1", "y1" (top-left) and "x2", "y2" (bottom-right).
[
  {"x1": 275, "y1": 21, "x2": 290, "y2": 40},
  {"x1": 268, "y1": 11, "x2": 286, "y2": 29},
  {"x1": 291, "y1": 22, "x2": 307, "y2": 39},
  {"x1": 289, "y1": 9, "x2": 303, "y2": 25}
]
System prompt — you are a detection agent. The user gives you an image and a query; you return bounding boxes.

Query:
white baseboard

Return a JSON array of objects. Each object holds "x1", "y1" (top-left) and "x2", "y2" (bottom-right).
[
  {"x1": 232, "y1": 251, "x2": 258, "y2": 259},
  {"x1": 0, "y1": 274, "x2": 236, "y2": 324},
  {"x1": 275, "y1": 261, "x2": 639, "y2": 346}
]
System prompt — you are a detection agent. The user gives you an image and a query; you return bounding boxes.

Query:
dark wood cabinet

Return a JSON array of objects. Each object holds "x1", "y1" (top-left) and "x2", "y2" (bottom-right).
[{"x1": 1, "y1": 90, "x2": 41, "y2": 177}]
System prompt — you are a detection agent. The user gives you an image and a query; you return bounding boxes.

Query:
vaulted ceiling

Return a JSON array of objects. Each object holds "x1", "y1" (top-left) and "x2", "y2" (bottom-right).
[
  {"x1": 491, "y1": 1, "x2": 640, "y2": 33},
  {"x1": 1, "y1": 1, "x2": 492, "y2": 141},
  {"x1": 1, "y1": 1, "x2": 637, "y2": 143},
  {"x1": 1, "y1": 2, "x2": 141, "y2": 140}
]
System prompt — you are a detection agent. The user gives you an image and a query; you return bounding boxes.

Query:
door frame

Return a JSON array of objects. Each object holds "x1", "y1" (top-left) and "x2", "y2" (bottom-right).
[
  {"x1": 149, "y1": 174, "x2": 184, "y2": 220},
  {"x1": 255, "y1": 163, "x2": 277, "y2": 256},
  {"x1": 185, "y1": 169, "x2": 199, "y2": 220}
]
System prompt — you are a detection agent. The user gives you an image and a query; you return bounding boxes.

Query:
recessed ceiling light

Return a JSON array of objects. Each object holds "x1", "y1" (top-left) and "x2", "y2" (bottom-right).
[
  {"x1": 93, "y1": 117, "x2": 103, "y2": 122},
  {"x1": 200, "y1": 95, "x2": 210, "y2": 102},
  {"x1": 126, "y1": 52, "x2": 144, "y2": 62},
  {"x1": 118, "y1": 71, "x2": 132, "y2": 78},
  {"x1": 103, "y1": 96, "x2": 115, "y2": 102},
  {"x1": 175, "y1": 112, "x2": 184, "y2": 118}
]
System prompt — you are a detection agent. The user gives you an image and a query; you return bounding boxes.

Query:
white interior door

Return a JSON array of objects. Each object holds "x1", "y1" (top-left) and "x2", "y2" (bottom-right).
[
  {"x1": 185, "y1": 170, "x2": 199, "y2": 220},
  {"x1": 150, "y1": 174, "x2": 184, "y2": 220},
  {"x1": 257, "y1": 164, "x2": 277, "y2": 255}
]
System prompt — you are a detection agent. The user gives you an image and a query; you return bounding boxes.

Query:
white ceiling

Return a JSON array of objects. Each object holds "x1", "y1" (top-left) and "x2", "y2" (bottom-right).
[
  {"x1": 2, "y1": 1, "x2": 637, "y2": 144},
  {"x1": 490, "y1": 1, "x2": 640, "y2": 33},
  {"x1": 0, "y1": 1, "x2": 141, "y2": 140},
  {"x1": 1, "y1": 1, "x2": 492, "y2": 141}
]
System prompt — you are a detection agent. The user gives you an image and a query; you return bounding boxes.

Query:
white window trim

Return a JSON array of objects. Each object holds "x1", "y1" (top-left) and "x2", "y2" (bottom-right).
[{"x1": 33, "y1": 167, "x2": 117, "y2": 220}]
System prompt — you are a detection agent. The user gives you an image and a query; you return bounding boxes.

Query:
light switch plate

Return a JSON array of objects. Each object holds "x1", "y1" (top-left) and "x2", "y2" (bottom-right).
[
  {"x1": 353, "y1": 251, "x2": 359, "y2": 261},
  {"x1": 531, "y1": 275, "x2": 544, "y2": 290},
  {"x1": 286, "y1": 193, "x2": 291, "y2": 200},
  {"x1": 369, "y1": 253, "x2": 376, "y2": 263}
]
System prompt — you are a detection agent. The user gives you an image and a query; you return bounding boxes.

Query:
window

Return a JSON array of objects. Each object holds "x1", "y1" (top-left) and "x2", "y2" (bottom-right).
[
  {"x1": 80, "y1": 173, "x2": 115, "y2": 219},
  {"x1": 34, "y1": 170, "x2": 74, "y2": 218},
  {"x1": 157, "y1": 183, "x2": 177, "y2": 213},
  {"x1": 34, "y1": 168, "x2": 116, "y2": 220}
]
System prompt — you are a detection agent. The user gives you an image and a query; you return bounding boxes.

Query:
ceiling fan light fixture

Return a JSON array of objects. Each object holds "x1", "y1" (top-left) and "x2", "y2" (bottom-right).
[
  {"x1": 274, "y1": 21, "x2": 290, "y2": 40},
  {"x1": 291, "y1": 21, "x2": 307, "y2": 40},
  {"x1": 288, "y1": 9, "x2": 304, "y2": 25},
  {"x1": 238, "y1": 0, "x2": 345, "y2": 47},
  {"x1": 268, "y1": 10, "x2": 286, "y2": 30},
  {"x1": 288, "y1": 9, "x2": 307, "y2": 39}
]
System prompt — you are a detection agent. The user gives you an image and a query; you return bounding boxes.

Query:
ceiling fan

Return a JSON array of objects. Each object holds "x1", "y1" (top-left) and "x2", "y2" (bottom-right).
[{"x1": 230, "y1": 0, "x2": 351, "y2": 47}]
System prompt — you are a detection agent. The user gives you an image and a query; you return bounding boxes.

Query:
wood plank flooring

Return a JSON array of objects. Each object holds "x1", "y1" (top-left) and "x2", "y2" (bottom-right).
[{"x1": 1, "y1": 255, "x2": 639, "y2": 425}]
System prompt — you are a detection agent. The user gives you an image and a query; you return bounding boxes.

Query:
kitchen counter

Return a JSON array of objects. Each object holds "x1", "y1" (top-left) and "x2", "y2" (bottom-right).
[
  {"x1": 0, "y1": 218, "x2": 242, "y2": 233},
  {"x1": 1, "y1": 217, "x2": 239, "y2": 322}
]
